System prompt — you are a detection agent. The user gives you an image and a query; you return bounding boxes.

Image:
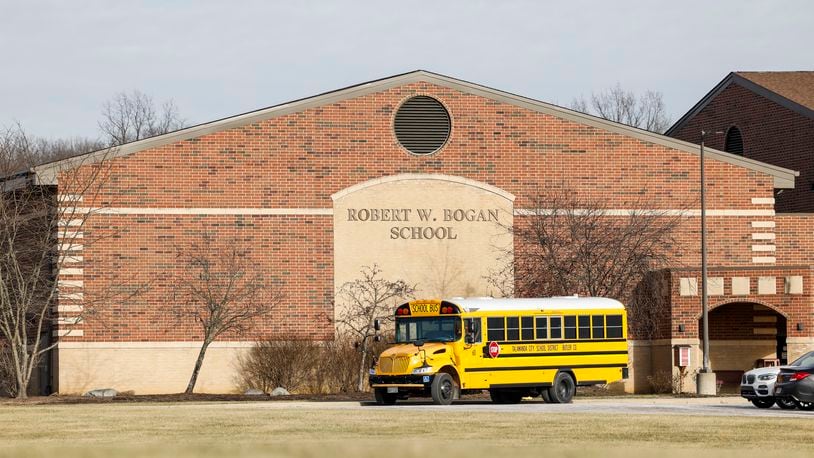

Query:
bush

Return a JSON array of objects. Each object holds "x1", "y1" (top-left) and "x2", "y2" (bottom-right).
[
  {"x1": 238, "y1": 333, "x2": 395, "y2": 394},
  {"x1": 237, "y1": 340, "x2": 319, "y2": 394}
]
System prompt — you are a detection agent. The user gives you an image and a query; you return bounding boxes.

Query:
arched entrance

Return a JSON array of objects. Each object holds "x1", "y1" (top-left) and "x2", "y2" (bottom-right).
[{"x1": 701, "y1": 301, "x2": 787, "y2": 390}]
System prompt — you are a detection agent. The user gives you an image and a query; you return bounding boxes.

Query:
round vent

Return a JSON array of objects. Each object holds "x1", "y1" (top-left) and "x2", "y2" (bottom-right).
[{"x1": 394, "y1": 96, "x2": 451, "y2": 154}]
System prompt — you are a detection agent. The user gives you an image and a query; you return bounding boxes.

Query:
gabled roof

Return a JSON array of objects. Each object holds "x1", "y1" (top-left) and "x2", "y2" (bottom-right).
[
  {"x1": 32, "y1": 70, "x2": 797, "y2": 188},
  {"x1": 666, "y1": 71, "x2": 814, "y2": 137},
  {"x1": 738, "y1": 71, "x2": 814, "y2": 111}
]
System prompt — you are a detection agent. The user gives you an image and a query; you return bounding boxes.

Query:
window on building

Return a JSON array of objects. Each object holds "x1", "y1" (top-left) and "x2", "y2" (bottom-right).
[{"x1": 724, "y1": 126, "x2": 744, "y2": 155}]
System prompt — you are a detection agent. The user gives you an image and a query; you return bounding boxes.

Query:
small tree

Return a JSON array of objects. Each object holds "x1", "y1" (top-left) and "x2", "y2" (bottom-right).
[
  {"x1": 505, "y1": 190, "x2": 685, "y2": 339},
  {"x1": 571, "y1": 83, "x2": 671, "y2": 133},
  {"x1": 0, "y1": 124, "x2": 124, "y2": 398},
  {"x1": 172, "y1": 234, "x2": 284, "y2": 394},
  {"x1": 99, "y1": 90, "x2": 184, "y2": 146},
  {"x1": 336, "y1": 265, "x2": 415, "y2": 392}
]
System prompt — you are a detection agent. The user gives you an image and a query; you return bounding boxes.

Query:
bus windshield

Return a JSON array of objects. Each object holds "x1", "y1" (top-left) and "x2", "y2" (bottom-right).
[{"x1": 396, "y1": 316, "x2": 461, "y2": 343}]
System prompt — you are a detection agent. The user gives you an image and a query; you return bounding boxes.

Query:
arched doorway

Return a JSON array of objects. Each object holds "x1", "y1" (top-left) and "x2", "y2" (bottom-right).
[{"x1": 702, "y1": 302, "x2": 787, "y2": 391}]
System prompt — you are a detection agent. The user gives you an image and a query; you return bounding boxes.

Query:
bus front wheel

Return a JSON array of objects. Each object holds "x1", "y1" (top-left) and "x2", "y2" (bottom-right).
[
  {"x1": 431, "y1": 373, "x2": 456, "y2": 405},
  {"x1": 547, "y1": 372, "x2": 576, "y2": 404},
  {"x1": 374, "y1": 388, "x2": 398, "y2": 405}
]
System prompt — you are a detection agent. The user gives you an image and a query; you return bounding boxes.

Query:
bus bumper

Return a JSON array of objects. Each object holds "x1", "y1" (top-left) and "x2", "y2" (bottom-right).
[{"x1": 369, "y1": 374, "x2": 434, "y2": 389}]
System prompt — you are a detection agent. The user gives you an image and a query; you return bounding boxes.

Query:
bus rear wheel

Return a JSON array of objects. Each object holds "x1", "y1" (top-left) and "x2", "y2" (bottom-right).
[
  {"x1": 374, "y1": 388, "x2": 398, "y2": 405},
  {"x1": 547, "y1": 372, "x2": 576, "y2": 404},
  {"x1": 431, "y1": 373, "x2": 456, "y2": 405}
]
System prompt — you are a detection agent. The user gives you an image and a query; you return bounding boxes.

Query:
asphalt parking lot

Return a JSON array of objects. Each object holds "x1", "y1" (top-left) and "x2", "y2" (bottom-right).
[{"x1": 236, "y1": 396, "x2": 814, "y2": 418}]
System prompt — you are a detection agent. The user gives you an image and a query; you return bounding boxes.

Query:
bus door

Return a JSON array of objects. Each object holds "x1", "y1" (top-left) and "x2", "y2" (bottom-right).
[{"x1": 462, "y1": 317, "x2": 488, "y2": 386}]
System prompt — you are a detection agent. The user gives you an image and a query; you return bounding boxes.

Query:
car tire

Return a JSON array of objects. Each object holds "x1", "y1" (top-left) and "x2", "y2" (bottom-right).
[
  {"x1": 374, "y1": 388, "x2": 397, "y2": 405},
  {"x1": 751, "y1": 397, "x2": 775, "y2": 408},
  {"x1": 794, "y1": 400, "x2": 814, "y2": 411},
  {"x1": 776, "y1": 398, "x2": 797, "y2": 410},
  {"x1": 431, "y1": 373, "x2": 456, "y2": 405},
  {"x1": 547, "y1": 372, "x2": 576, "y2": 404}
]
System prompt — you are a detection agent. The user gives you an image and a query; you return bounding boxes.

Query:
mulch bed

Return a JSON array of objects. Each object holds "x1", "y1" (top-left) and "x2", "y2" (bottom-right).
[{"x1": 1, "y1": 392, "x2": 375, "y2": 406}]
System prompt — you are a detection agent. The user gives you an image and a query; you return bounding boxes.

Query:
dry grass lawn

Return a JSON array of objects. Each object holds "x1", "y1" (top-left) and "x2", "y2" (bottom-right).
[{"x1": 0, "y1": 401, "x2": 812, "y2": 457}]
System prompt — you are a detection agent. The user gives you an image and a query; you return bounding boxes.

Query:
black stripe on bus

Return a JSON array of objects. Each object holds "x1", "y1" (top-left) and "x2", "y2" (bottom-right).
[
  {"x1": 577, "y1": 380, "x2": 607, "y2": 386},
  {"x1": 464, "y1": 363, "x2": 628, "y2": 373},
  {"x1": 490, "y1": 382, "x2": 553, "y2": 389},
  {"x1": 497, "y1": 350, "x2": 628, "y2": 358},
  {"x1": 488, "y1": 338, "x2": 627, "y2": 345}
]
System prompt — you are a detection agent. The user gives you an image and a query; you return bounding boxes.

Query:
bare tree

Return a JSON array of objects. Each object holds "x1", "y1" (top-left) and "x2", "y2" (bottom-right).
[
  {"x1": 172, "y1": 234, "x2": 284, "y2": 394},
  {"x1": 0, "y1": 124, "x2": 129, "y2": 398},
  {"x1": 505, "y1": 190, "x2": 685, "y2": 339},
  {"x1": 335, "y1": 265, "x2": 415, "y2": 392},
  {"x1": 571, "y1": 83, "x2": 672, "y2": 133},
  {"x1": 99, "y1": 90, "x2": 184, "y2": 146}
]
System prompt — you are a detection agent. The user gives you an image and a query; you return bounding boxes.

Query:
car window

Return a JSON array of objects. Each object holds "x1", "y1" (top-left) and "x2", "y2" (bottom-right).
[{"x1": 789, "y1": 351, "x2": 814, "y2": 367}]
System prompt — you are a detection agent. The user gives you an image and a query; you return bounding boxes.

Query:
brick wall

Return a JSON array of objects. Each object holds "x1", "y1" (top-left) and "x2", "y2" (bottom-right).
[
  {"x1": 56, "y1": 81, "x2": 787, "y2": 343},
  {"x1": 670, "y1": 83, "x2": 814, "y2": 213}
]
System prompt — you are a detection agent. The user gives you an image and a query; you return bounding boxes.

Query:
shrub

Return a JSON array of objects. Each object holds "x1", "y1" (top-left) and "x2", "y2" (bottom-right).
[
  {"x1": 238, "y1": 332, "x2": 396, "y2": 394},
  {"x1": 237, "y1": 340, "x2": 319, "y2": 394}
]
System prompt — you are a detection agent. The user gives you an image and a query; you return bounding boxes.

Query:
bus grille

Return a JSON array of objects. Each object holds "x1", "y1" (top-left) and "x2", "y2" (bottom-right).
[{"x1": 379, "y1": 356, "x2": 410, "y2": 374}]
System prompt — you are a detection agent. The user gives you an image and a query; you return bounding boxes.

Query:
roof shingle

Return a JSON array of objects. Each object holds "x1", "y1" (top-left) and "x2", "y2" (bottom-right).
[{"x1": 736, "y1": 71, "x2": 814, "y2": 111}]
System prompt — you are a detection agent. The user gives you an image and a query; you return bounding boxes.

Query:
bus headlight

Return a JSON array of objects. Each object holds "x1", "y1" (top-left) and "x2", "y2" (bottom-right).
[{"x1": 412, "y1": 366, "x2": 435, "y2": 375}]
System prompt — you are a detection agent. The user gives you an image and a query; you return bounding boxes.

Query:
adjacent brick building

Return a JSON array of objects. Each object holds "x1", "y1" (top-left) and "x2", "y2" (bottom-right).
[
  {"x1": 667, "y1": 71, "x2": 814, "y2": 213},
  {"x1": 19, "y1": 70, "x2": 814, "y2": 394}
]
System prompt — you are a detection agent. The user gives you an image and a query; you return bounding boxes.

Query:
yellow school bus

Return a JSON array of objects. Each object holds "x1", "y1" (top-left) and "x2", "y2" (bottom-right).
[{"x1": 369, "y1": 297, "x2": 628, "y2": 405}]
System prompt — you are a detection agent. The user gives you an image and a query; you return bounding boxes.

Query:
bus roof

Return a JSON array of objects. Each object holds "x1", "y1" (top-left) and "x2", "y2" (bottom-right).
[{"x1": 443, "y1": 297, "x2": 625, "y2": 312}]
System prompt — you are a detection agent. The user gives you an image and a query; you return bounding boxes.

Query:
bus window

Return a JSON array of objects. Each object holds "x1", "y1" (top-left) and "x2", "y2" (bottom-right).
[
  {"x1": 487, "y1": 317, "x2": 505, "y2": 341},
  {"x1": 506, "y1": 317, "x2": 520, "y2": 340},
  {"x1": 592, "y1": 315, "x2": 605, "y2": 339},
  {"x1": 550, "y1": 316, "x2": 562, "y2": 339},
  {"x1": 521, "y1": 316, "x2": 534, "y2": 340},
  {"x1": 534, "y1": 316, "x2": 548, "y2": 340},
  {"x1": 564, "y1": 316, "x2": 577, "y2": 339},
  {"x1": 464, "y1": 318, "x2": 482, "y2": 344},
  {"x1": 578, "y1": 315, "x2": 591, "y2": 339},
  {"x1": 606, "y1": 315, "x2": 624, "y2": 338}
]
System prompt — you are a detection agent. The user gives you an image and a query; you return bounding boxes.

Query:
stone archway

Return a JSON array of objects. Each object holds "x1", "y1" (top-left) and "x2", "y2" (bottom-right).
[{"x1": 701, "y1": 301, "x2": 788, "y2": 389}]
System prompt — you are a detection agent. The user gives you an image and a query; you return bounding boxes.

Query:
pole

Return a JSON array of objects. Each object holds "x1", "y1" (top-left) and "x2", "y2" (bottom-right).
[{"x1": 700, "y1": 131, "x2": 710, "y2": 373}]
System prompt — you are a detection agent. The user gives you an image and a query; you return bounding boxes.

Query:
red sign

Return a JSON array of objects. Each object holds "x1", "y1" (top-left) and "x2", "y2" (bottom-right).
[{"x1": 488, "y1": 341, "x2": 501, "y2": 358}]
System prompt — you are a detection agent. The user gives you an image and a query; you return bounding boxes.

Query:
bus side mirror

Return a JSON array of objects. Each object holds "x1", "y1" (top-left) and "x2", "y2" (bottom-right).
[
  {"x1": 374, "y1": 319, "x2": 381, "y2": 332},
  {"x1": 466, "y1": 320, "x2": 475, "y2": 334}
]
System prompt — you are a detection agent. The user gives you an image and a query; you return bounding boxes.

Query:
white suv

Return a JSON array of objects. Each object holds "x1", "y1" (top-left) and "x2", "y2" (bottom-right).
[{"x1": 740, "y1": 366, "x2": 796, "y2": 409}]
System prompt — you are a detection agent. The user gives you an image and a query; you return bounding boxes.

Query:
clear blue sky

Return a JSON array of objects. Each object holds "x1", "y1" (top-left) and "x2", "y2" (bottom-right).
[{"x1": 1, "y1": 0, "x2": 812, "y2": 140}]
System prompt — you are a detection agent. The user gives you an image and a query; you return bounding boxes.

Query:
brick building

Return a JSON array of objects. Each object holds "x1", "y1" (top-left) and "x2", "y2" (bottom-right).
[
  {"x1": 667, "y1": 71, "x2": 814, "y2": 213},
  {"x1": 19, "y1": 70, "x2": 814, "y2": 394}
]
